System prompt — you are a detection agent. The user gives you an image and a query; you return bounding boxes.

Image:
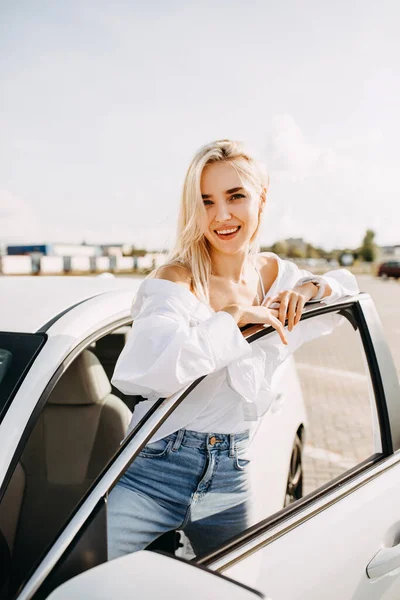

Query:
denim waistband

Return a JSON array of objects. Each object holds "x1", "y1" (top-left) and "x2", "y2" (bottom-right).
[{"x1": 168, "y1": 428, "x2": 249, "y2": 453}]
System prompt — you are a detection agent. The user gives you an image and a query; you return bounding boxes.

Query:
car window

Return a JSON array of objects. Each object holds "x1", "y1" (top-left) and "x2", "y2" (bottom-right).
[
  {"x1": 0, "y1": 325, "x2": 133, "y2": 599},
  {"x1": 0, "y1": 349, "x2": 12, "y2": 385},
  {"x1": 279, "y1": 312, "x2": 378, "y2": 496},
  {"x1": 0, "y1": 332, "x2": 46, "y2": 424},
  {"x1": 195, "y1": 310, "x2": 380, "y2": 536},
  {"x1": 102, "y1": 305, "x2": 383, "y2": 562}
]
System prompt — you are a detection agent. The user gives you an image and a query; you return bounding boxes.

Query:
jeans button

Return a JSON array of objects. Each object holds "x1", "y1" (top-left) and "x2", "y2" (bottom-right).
[{"x1": 209, "y1": 436, "x2": 216, "y2": 446}]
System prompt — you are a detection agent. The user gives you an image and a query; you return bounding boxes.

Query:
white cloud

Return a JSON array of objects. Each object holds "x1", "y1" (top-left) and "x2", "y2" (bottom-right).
[
  {"x1": 1, "y1": 5, "x2": 399, "y2": 252},
  {"x1": 0, "y1": 189, "x2": 176, "y2": 250},
  {"x1": 265, "y1": 115, "x2": 337, "y2": 180},
  {"x1": 69, "y1": 223, "x2": 176, "y2": 251},
  {"x1": 0, "y1": 191, "x2": 42, "y2": 243}
]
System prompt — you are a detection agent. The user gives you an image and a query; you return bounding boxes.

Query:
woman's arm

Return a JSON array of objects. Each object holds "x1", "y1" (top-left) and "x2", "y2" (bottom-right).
[
  {"x1": 111, "y1": 269, "x2": 253, "y2": 399},
  {"x1": 112, "y1": 263, "x2": 292, "y2": 399},
  {"x1": 258, "y1": 253, "x2": 360, "y2": 330}
]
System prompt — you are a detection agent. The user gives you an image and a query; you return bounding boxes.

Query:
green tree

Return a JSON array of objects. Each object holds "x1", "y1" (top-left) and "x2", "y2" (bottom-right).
[
  {"x1": 286, "y1": 246, "x2": 305, "y2": 259},
  {"x1": 305, "y1": 243, "x2": 321, "y2": 259},
  {"x1": 359, "y1": 229, "x2": 377, "y2": 262},
  {"x1": 270, "y1": 241, "x2": 289, "y2": 256},
  {"x1": 317, "y1": 247, "x2": 330, "y2": 260}
]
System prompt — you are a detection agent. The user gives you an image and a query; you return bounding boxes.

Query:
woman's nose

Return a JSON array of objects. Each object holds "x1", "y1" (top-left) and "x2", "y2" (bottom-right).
[{"x1": 215, "y1": 202, "x2": 231, "y2": 222}]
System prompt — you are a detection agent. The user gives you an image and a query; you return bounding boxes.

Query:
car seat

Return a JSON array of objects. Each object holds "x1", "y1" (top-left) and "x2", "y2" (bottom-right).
[{"x1": 11, "y1": 350, "x2": 132, "y2": 585}]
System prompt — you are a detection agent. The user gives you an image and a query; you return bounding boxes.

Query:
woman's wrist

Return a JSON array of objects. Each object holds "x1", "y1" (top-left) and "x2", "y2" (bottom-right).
[
  {"x1": 220, "y1": 303, "x2": 243, "y2": 324},
  {"x1": 295, "y1": 276, "x2": 327, "y2": 302},
  {"x1": 295, "y1": 282, "x2": 319, "y2": 301}
]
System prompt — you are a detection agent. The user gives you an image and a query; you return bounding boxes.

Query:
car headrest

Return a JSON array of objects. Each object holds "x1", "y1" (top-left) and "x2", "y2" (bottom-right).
[
  {"x1": 48, "y1": 350, "x2": 112, "y2": 405},
  {"x1": 94, "y1": 330, "x2": 129, "y2": 358}
]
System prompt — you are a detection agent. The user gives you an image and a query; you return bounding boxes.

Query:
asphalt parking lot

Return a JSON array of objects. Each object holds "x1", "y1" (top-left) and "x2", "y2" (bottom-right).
[
  {"x1": 299, "y1": 275, "x2": 400, "y2": 495},
  {"x1": 357, "y1": 275, "x2": 400, "y2": 375}
]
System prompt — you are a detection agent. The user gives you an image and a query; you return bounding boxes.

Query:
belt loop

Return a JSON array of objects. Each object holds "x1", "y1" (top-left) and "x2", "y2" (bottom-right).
[
  {"x1": 229, "y1": 434, "x2": 235, "y2": 458},
  {"x1": 172, "y1": 428, "x2": 185, "y2": 451}
]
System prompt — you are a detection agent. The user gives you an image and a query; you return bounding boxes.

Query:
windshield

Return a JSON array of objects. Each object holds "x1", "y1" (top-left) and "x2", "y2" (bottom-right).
[{"x1": 0, "y1": 332, "x2": 46, "y2": 424}]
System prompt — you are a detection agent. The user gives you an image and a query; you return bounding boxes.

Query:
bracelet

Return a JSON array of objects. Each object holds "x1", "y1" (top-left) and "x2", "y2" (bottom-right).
[{"x1": 296, "y1": 276, "x2": 326, "y2": 302}]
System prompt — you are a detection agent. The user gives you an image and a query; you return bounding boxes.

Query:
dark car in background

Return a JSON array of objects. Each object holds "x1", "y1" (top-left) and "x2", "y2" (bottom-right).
[{"x1": 377, "y1": 260, "x2": 400, "y2": 279}]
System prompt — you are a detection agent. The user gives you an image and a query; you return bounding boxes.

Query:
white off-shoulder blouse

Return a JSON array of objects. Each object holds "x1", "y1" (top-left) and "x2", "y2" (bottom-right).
[{"x1": 111, "y1": 255, "x2": 359, "y2": 441}]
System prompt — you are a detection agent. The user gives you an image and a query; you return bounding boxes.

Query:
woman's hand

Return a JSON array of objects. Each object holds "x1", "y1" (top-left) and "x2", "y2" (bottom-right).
[
  {"x1": 268, "y1": 282, "x2": 317, "y2": 332},
  {"x1": 222, "y1": 299, "x2": 288, "y2": 345}
]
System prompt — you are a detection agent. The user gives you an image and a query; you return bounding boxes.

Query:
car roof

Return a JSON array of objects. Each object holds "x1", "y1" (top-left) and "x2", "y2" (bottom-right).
[{"x1": 0, "y1": 276, "x2": 144, "y2": 333}]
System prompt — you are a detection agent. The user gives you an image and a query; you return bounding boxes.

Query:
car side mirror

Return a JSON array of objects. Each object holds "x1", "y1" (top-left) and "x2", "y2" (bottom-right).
[{"x1": 46, "y1": 550, "x2": 266, "y2": 599}]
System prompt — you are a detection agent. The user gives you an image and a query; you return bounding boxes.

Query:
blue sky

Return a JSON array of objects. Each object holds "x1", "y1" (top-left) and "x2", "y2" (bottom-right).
[{"x1": 1, "y1": 0, "x2": 399, "y2": 250}]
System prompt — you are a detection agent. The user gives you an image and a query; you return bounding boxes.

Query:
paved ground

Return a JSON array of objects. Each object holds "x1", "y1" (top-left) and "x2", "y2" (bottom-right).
[
  {"x1": 299, "y1": 275, "x2": 400, "y2": 495},
  {"x1": 359, "y1": 275, "x2": 400, "y2": 374}
]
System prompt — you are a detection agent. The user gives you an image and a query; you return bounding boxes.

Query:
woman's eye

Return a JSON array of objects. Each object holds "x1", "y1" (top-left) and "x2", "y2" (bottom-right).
[
  {"x1": 230, "y1": 193, "x2": 246, "y2": 201},
  {"x1": 203, "y1": 200, "x2": 213, "y2": 206}
]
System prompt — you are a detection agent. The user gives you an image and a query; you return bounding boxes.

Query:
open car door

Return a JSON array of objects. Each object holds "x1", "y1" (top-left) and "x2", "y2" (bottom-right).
[
  {"x1": 199, "y1": 294, "x2": 400, "y2": 600},
  {"x1": 13, "y1": 293, "x2": 400, "y2": 600}
]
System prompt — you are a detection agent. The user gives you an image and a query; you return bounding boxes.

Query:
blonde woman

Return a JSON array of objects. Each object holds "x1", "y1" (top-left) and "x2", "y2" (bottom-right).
[{"x1": 108, "y1": 140, "x2": 359, "y2": 559}]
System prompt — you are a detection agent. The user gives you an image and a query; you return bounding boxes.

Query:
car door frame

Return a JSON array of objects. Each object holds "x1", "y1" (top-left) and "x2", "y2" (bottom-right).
[
  {"x1": 15, "y1": 293, "x2": 400, "y2": 599},
  {"x1": 0, "y1": 288, "x2": 140, "y2": 498},
  {"x1": 199, "y1": 293, "x2": 400, "y2": 572}
]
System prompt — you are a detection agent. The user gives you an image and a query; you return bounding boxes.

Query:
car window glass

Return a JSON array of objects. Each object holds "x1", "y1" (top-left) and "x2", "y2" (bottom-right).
[
  {"x1": 0, "y1": 325, "x2": 133, "y2": 599},
  {"x1": 285, "y1": 312, "x2": 378, "y2": 495},
  {"x1": 104, "y1": 308, "x2": 382, "y2": 563},
  {"x1": 220, "y1": 311, "x2": 379, "y2": 531},
  {"x1": 0, "y1": 332, "x2": 45, "y2": 424},
  {"x1": 0, "y1": 349, "x2": 12, "y2": 385}
]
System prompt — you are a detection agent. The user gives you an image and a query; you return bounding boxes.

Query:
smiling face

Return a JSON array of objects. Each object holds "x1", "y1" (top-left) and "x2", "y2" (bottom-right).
[{"x1": 200, "y1": 161, "x2": 264, "y2": 255}]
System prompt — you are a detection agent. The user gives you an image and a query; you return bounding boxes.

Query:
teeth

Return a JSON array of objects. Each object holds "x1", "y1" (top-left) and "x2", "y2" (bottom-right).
[{"x1": 216, "y1": 227, "x2": 239, "y2": 235}]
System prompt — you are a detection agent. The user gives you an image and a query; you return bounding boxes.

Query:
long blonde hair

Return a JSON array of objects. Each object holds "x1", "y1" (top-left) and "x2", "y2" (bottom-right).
[{"x1": 151, "y1": 139, "x2": 269, "y2": 304}]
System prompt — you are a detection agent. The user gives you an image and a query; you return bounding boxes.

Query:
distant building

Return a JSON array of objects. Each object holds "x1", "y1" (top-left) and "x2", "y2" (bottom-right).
[
  {"x1": 99, "y1": 244, "x2": 125, "y2": 257},
  {"x1": 380, "y1": 245, "x2": 400, "y2": 257},
  {"x1": 285, "y1": 238, "x2": 307, "y2": 254},
  {"x1": 7, "y1": 244, "x2": 51, "y2": 256},
  {"x1": 6, "y1": 243, "x2": 100, "y2": 257},
  {"x1": 51, "y1": 244, "x2": 99, "y2": 257}
]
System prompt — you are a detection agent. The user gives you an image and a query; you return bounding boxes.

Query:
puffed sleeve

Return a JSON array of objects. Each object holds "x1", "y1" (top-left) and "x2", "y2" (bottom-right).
[
  {"x1": 111, "y1": 278, "x2": 252, "y2": 399},
  {"x1": 274, "y1": 255, "x2": 360, "y2": 303}
]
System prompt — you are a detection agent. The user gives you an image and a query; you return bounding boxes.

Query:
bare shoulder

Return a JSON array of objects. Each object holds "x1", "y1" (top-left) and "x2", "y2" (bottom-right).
[
  {"x1": 257, "y1": 252, "x2": 279, "y2": 277},
  {"x1": 154, "y1": 263, "x2": 192, "y2": 291},
  {"x1": 255, "y1": 252, "x2": 280, "y2": 294}
]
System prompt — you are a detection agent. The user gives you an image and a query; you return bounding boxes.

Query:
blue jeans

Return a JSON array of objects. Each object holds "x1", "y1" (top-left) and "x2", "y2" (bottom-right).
[{"x1": 107, "y1": 428, "x2": 251, "y2": 560}]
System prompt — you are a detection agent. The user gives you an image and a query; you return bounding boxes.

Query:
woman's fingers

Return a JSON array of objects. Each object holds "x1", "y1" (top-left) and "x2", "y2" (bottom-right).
[
  {"x1": 263, "y1": 309, "x2": 288, "y2": 345},
  {"x1": 270, "y1": 292, "x2": 305, "y2": 330},
  {"x1": 278, "y1": 293, "x2": 289, "y2": 326},
  {"x1": 250, "y1": 305, "x2": 287, "y2": 344},
  {"x1": 270, "y1": 316, "x2": 288, "y2": 345},
  {"x1": 261, "y1": 296, "x2": 273, "y2": 308},
  {"x1": 257, "y1": 289, "x2": 306, "y2": 340},
  {"x1": 262, "y1": 298, "x2": 281, "y2": 319},
  {"x1": 287, "y1": 295, "x2": 298, "y2": 331},
  {"x1": 268, "y1": 294, "x2": 280, "y2": 306},
  {"x1": 294, "y1": 296, "x2": 306, "y2": 325}
]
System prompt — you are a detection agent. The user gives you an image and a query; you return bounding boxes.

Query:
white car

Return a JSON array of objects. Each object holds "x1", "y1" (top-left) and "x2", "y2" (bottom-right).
[{"x1": 0, "y1": 276, "x2": 399, "y2": 599}]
